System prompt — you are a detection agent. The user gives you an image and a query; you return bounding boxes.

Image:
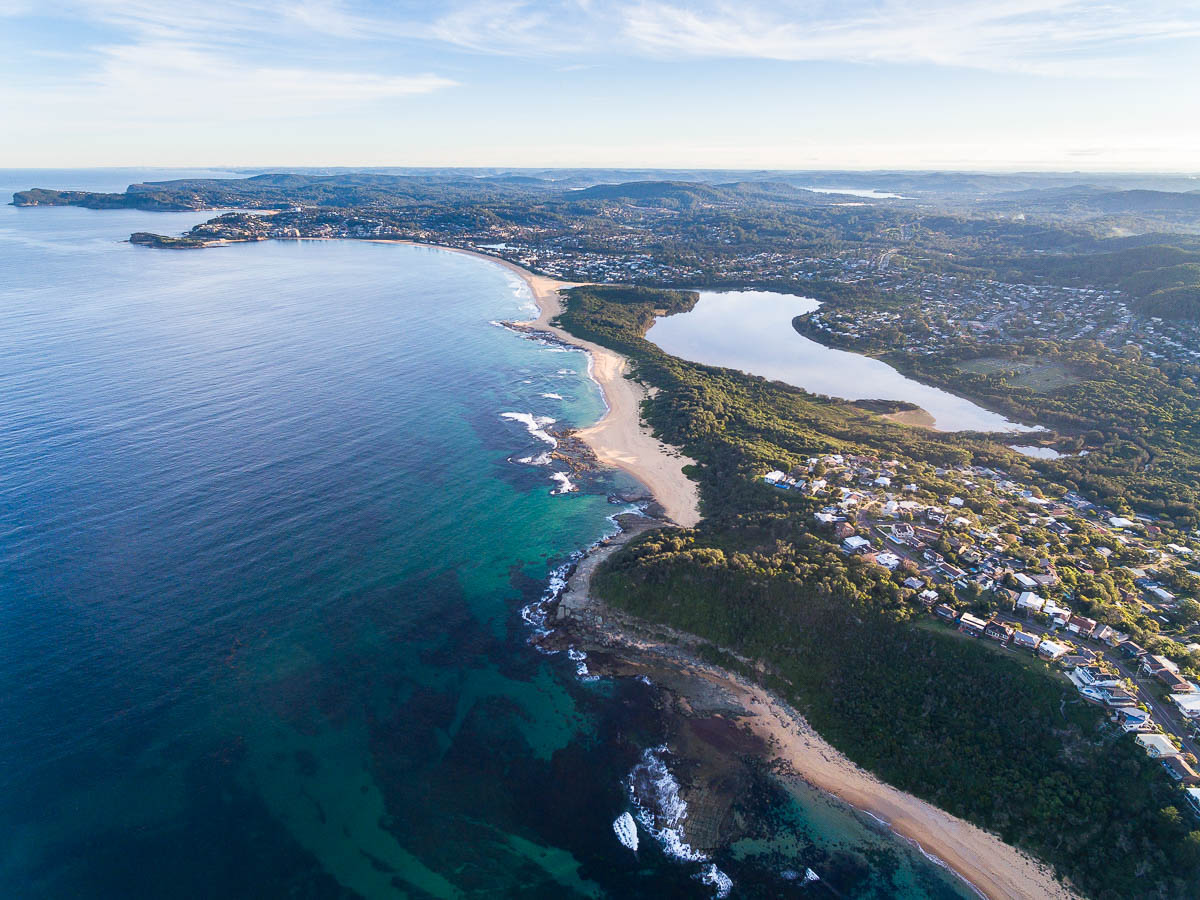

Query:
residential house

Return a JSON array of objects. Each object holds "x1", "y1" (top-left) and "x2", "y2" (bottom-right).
[
  {"x1": 1160, "y1": 671, "x2": 1195, "y2": 694},
  {"x1": 842, "y1": 535, "x2": 871, "y2": 554},
  {"x1": 1172, "y1": 694, "x2": 1200, "y2": 720},
  {"x1": 1116, "y1": 708, "x2": 1155, "y2": 732},
  {"x1": 984, "y1": 621, "x2": 1013, "y2": 643},
  {"x1": 1012, "y1": 630, "x2": 1040, "y2": 651},
  {"x1": 934, "y1": 603, "x2": 957, "y2": 621},
  {"x1": 1143, "y1": 655, "x2": 1180, "y2": 678},
  {"x1": 939, "y1": 562, "x2": 967, "y2": 581},
  {"x1": 1185, "y1": 787, "x2": 1200, "y2": 819},
  {"x1": 1162, "y1": 756, "x2": 1200, "y2": 785},
  {"x1": 1043, "y1": 600, "x2": 1071, "y2": 627},
  {"x1": 1136, "y1": 733, "x2": 1180, "y2": 759},
  {"x1": 875, "y1": 551, "x2": 902, "y2": 570},
  {"x1": 1037, "y1": 640, "x2": 1068, "y2": 660},
  {"x1": 958, "y1": 613, "x2": 988, "y2": 637},
  {"x1": 1118, "y1": 640, "x2": 1146, "y2": 659},
  {"x1": 1016, "y1": 592, "x2": 1045, "y2": 614},
  {"x1": 1067, "y1": 615, "x2": 1098, "y2": 637}
]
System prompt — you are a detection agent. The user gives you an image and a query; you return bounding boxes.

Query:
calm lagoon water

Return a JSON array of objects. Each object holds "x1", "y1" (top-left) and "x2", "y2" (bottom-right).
[
  {"x1": 0, "y1": 172, "x2": 973, "y2": 898},
  {"x1": 803, "y1": 187, "x2": 910, "y2": 200},
  {"x1": 648, "y1": 290, "x2": 1035, "y2": 433}
]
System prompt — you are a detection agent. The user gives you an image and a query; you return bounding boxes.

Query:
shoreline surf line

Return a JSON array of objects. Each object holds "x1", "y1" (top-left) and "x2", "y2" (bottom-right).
[{"x1": 377, "y1": 240, "x2": 702, "y2": 528}]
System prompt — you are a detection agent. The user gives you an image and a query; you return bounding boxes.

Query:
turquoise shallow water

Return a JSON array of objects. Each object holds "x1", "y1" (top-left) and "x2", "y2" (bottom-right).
[{"x1": 0, "y1": 171, "x2": 974, "y2": 898}]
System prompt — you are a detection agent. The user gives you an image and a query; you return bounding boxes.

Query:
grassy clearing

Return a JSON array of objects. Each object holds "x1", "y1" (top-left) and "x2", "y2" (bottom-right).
[{"x1": 956, "y1": 357, "x2": 1083, "y2": 392}]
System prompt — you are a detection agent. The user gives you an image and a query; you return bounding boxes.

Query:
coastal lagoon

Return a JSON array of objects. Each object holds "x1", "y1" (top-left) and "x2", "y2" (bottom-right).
[
  {"x1": 0, "y1": 172, "x2": 972, "y2": 898},
  {"x1": 648, "y1": 290, "x2": 1035, "y2": 433}
]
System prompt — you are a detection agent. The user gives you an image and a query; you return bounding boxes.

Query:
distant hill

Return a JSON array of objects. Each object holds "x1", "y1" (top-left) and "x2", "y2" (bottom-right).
[{"x1": 1007, "y1": 243, "x2": 1200, "y2": 319}]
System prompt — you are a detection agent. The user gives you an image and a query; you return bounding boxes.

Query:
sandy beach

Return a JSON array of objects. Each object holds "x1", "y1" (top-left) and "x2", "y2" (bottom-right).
[
  {"x1": 569, "y1": 611, "x2": 1078, "y2": 900},
  {"x1": 391, "y1": 242, "x2": 701, "y2": 527},
  {"x1": 554, "y1": 540, "x2": 1077, "y2": 900}
]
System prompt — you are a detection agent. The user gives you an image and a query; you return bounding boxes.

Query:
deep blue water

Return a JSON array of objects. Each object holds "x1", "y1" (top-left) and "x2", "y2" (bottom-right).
[{"x1": 0, "y1": 171, "x2": 974, "y2": 898}]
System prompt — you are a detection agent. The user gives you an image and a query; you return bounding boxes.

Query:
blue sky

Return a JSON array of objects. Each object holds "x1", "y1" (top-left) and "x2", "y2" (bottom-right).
[{"x1": 0, "y1": 1, "x2": 1197, "y2": 170}]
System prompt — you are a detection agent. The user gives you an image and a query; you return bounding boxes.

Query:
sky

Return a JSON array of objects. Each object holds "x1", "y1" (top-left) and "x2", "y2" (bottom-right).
[{"x1": 1, "y1": 0, "x2": 1198, "y2": 171}]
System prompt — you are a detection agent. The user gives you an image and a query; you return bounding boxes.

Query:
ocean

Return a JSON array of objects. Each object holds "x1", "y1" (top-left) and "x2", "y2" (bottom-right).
[{"x1": 0, "y1": 170, "x2": 973, "y2": 898}]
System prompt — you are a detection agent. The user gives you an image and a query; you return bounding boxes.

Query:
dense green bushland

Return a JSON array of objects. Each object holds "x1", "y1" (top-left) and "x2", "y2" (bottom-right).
[{"x1": 559, "y1": 285, "x2": 1200, "y2": 899}]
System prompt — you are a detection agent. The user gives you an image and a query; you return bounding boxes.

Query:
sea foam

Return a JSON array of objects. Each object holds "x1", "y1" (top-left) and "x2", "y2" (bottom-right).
[
  {"x1": 624, "y1": 746, "x2": 735, "y2": 897},
  {"x1": 500, "y1": 412, "x2": 557, "y2": 446},
  {"x1": 613, "y1": 811, "x2": 639, "y2": 853}
]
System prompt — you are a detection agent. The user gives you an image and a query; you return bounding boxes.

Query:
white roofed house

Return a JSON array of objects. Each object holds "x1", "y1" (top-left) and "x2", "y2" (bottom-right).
[
  {"x1": 958, "y1": 613, "x2": 988, "y2": 637},
  {"x1": 1042, "y1": 600, "x2": 1071, "y2": 626},
  {"x1": 875, "y1": 551, "x2": 902, "y2": 570},
  {"x1": 1186, "y1": 787, "x2": 1200, "y2": 819},
  {"x1": 1135, "y1": 733, "x2": 1181, "y2": 759},
  {"x1": 1016, "y1": 592, "x2": 1045, "y2": 614},
  {"x1": 1037, "y1": 640, "x2": 1068, "y2": 660},
  {"x1": 1173, "y1": 693, "x2": 1200, "y2": 720},
  {"x1": 842, "y1": 535, "x2": 871, "y2": 554}
]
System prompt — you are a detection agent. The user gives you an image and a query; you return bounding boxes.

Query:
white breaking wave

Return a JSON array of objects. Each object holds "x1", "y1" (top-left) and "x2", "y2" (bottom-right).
[
  {"x1": 566, "y1": 645, "x2": 598, "y2": 681},
  {"x1": 501, "y1": 412, "x2": 557, "y2": 447},
  {"x1": 613, "y1": 811, "x2": 639, "y2": 853},
  {"x1": 783, "y1": 868, "x2": 821, "y2": 884},
  {"x1": 625, "y1": 747, "x2": 735, "y2": 897},
  {"x1": 516, "y1": 452, "x2": 552, "y2": 466},
  {"x1": 540, "y1": 392, "x2": 564, "y2": 400},
  {"x1": 550, "y1": 471, "x2": 578, "y2": 494},
  {"x1": 696, "y1": 864, "x2": 733, "y2": 899},
  {"x1": 627, "y1": 746, "x2": 707, "y2": 863}
]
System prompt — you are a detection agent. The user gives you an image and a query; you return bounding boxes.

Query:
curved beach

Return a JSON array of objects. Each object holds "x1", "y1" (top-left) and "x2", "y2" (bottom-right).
[
  {"x1": 393, "y1": 243, "x2": 701, "y2": 527},
  {"x1": 571, "y1": 606, "x2": 1079, "y2": 900}
]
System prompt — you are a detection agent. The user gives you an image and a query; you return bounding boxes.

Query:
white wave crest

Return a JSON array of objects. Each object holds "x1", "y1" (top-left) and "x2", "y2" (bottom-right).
[
  {"x1": 627, "y1": 746, "x2": 707, "y2": 863},
  {"x1": 696, "y1": 864, "x2": 733, "y2": 899},
  {"x1": 501, "y1": 412, "x2": 557, "y2": 447},
  {"x1": 550, "y1": 471, "x2": 578, "y2": 494},
  {"x1": 613, "y1": 811, "x2": 639, "y2": 853},
  {"x1": 541, "y1": 392, "x2": 564, "y2": 400}
]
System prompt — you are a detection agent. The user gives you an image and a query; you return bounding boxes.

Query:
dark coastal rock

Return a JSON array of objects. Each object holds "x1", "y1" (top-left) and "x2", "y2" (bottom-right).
[{"x1": 129, "y1": 232, "x2": 210, "y2": 249}]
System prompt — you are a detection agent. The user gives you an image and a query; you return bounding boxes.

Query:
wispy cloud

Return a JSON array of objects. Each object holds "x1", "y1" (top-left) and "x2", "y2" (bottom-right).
[
  {"x1": 617, "y1": 1, "x2": 1200, "y2": 76},
  {"x1": 0, "y1": 1, "x2": 457, "y2": 125},
  {"x1": 88, "y1": 41, "x2": 455, "y2": 118},
  {"x1": 13, "y1": 1, "x2": 1200, "y2": 76}
]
